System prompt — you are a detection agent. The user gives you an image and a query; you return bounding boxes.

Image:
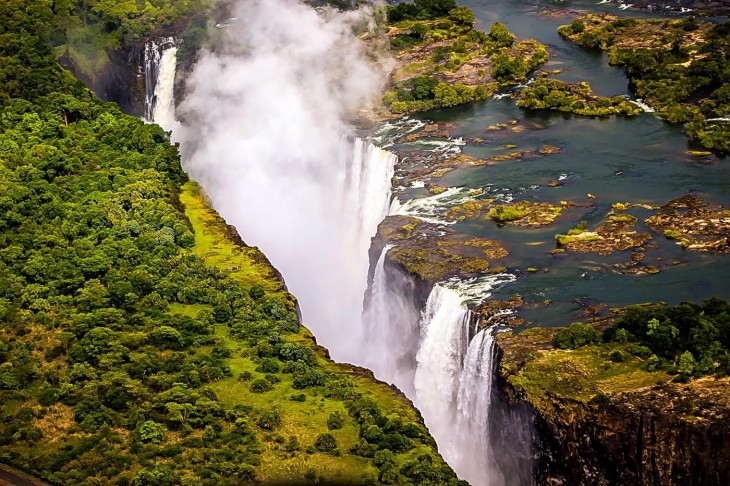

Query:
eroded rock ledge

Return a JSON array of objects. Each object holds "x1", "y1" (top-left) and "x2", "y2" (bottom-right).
[{"x1": 494, "y1": 324, "x2": 730, "y2": 485}]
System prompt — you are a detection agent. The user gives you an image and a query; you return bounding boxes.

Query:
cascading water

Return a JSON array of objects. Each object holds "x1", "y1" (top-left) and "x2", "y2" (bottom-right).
[
  {"x1": 455, "y1": 327, "x2": 504, "y2": 486},
  {"x1": 348, "y1": 139, "x2": 397, "y2": 260},
  {"x1": 161, "y1": 1, "x2": 526, "y2": 483},
  {"x1": 143, "y1": 37, "x2": 178, "y2": 129},
  {"x1": 369, "y1": 274, "x2": 517, "y2": 486},
  {"x1": 362, "y1": 245, "x2": 422, "y2": 397},
  {"x1": 414, "y1": 285, "x2": 472, "y2": 438}
]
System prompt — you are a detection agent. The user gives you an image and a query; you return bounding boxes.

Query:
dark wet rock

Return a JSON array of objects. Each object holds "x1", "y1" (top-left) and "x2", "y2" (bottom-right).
[
  {"x1": 495, "y1": 312, "x2": 730, "y2": 485},
  {"x1": 475, "y1": 296, "x2": 525, "y2": 328}
]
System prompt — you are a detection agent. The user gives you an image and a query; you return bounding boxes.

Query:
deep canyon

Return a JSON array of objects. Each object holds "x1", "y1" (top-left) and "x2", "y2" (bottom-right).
[{"x1": 60, "y1": 0, "x2": 730, "y2": 484}]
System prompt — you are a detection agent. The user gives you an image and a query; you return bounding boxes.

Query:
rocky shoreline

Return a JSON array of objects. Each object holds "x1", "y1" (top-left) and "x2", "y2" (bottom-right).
[{"x1": 620, "y1": 0, "x2": 730, "y2": 16}]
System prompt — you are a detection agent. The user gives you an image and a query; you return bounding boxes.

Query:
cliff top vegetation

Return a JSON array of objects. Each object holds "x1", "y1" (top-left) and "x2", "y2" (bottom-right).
[{"x1": 499, "y1": 298, "x2": 730, "y2": 417}]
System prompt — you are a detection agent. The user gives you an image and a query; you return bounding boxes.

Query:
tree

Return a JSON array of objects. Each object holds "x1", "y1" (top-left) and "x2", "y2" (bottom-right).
[
  {"x1": 556, "y1": 322, "x2": 600, "y2": 349},
  {"x1": 147, "y1": 325, "x2": 184, "y2": 350},
  {"x1": 448, "y1": 6, "x2": 474, "y2": 27},
  {"x1": 315, "y1": 433, "x2": 338, "y2": 452},
  {"x1": 136, "y1": 420, "x2": 167, "y2": 444},
  {"x1": 678, "y1": 351, "x2": 697, "y2": 376},
  {"x1": 489, "y1": 22, "x2": 515, "y2": 47}
]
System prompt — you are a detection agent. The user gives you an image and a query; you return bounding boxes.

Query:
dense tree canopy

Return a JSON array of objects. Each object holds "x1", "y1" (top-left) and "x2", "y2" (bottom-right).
[{"x1": 605, "y1": 299, "x2": 730, "y2": 378}]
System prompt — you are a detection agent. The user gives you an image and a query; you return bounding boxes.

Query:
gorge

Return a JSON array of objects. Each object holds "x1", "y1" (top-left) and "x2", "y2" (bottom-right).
[
  {"x1": 139, "y1": 0, "x2": 730, "y2": 484},
  {"x1": 144, "y1": 2, "x2": 531, "y2": 484},
  {"x1": 1, "y1": 0, "x2": 728, "y2": 484}
]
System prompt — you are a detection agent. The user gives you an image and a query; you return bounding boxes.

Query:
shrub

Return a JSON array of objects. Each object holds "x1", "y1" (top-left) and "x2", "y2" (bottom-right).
[
  {"x1": 238, "y1": 371, "x2": 252, "y2": 382},
  {"x1": 380, "y1": 433, "x2": 414, "y2": 453},
  {"x1": 570, "y1": 19, "x2": 586, "y2": 34},
  {"x1": 136, "y1": 420, "x2": 166, "y2": 444},
  {"x1": 249, "y1": 285, "x2": 265, "y2": 300},
  {"x1": 373, "y1": 449, "x2": 396, "y2": 468},
  {"x1": 315, "y1": 433, "x2": 338, "y2": 452},
  {"x1": 630, "y1": 345, "x2": 652, "y2": 358},
  {"x1": 449, "y1": 6, "x2": 474, "y2": 27},
  {"x1": 645, "y1": 354, "x2": 661, "y2": 371},
  {"x1": 212, "y1": 303, "x2": 232, "y2": 323},
  {"x1": 348, "y1": 398, "x2": 382, "y2": 424},
  {"x1": 609, "y1": 350, "x2": 624, "y2": 362},
  {"x1": 400, "y1": 454, "x2": 437, "y2": 482},
  {"x1": 289, "y1": 393, "x2": 306, "y2": 402},
  {"x1": 249, "y1": 378, "x2": 274, "y2": 393},
  {"x1": 327, "y1": 411, "x2": 344, "y2": 430},
  {"x1": 362, "y1": 425, "x2": 384, "y2": 444},
  {"x1": 211, "y1": 345, "x2": 231, "y2": 359},
  {"x1": 292, "y1": 369, "x2": 326, "y2": 389},
  {"x1": 489, "y1": 22, "x2": 515, "y2": 47},
  {"x1": 256, "y1": 409, "x2": 282, "y2": 430},
  {"x1": 401, "y1": 423, "x2": 421, "y2": 438},
  {"x1": 255, "y1": 358, "x2": 281, "y2": 374},
  {"x1": 38, "y1": 387, "x2": 61, "y2": 406},
  {"x1": 613, "y1": 328, "x2": 631, "y2": 343},
  {"x1": 555, "y1": 322, "x2": 600, "y2": 349},
  {"x1": 351, "y1": 439, "x2": 377, "y2": 457},
  {"x1": 285, "y1": 436, "x2": 300, "y2": 452},
  {"x1": 488, "y1": 205, "x2": 527, "y2": 222}
]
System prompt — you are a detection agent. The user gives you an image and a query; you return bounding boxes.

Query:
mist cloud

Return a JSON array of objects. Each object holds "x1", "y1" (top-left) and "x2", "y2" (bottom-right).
[{"x1": 176, "y1": 0, "x2": 391, "y2": 358}]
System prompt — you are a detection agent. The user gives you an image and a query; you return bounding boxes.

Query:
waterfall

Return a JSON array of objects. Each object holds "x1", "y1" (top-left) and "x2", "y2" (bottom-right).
[
  {"x1": 454, "y1": 327, "x2": 504, "y2": 486},
  {"x1": 406, "y1": 278, "x2": 514, "y2": 486},
  {"x1": 349, "y1": 139, "x2": 397, "y2": 260},
  {"x1": 414, "y1": 285, "x2": 472, "y2": 445},
  {"x1": 143, "y1": 37, "x2": 178, "y2": 130},
  {"x1": 168, "y1": 2, "x2": 528, "y2": 481},
  {"x1": 361, "y1": 245, "x2": 421, "y2": 396}
]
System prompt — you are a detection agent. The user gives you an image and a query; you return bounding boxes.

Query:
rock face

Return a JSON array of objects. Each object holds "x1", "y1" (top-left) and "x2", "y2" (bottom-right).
[
  {"x1": 494, "y1": 336, "x2": 730, "y2": 486},
  {"x1": 59, "y1": 41, "x2": 147, "y2": 117},
  {"x1": 532, "y1": 379, "x2": 730, "y2": 485}
]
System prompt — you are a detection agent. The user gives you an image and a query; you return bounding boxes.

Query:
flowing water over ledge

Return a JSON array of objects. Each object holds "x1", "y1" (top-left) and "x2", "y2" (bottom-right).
[{"x1": 143, "y1": 1, "x2": 729, "y2": 483}]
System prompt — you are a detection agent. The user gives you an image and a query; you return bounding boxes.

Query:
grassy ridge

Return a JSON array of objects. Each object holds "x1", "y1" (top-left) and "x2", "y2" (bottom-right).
[{"x1": 178, "y1": 182, "x2": 454, "y2": 484}]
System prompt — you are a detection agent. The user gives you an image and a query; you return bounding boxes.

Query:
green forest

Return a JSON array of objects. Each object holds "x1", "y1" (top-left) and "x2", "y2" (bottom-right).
[
  {"x1": 0, "y1": 1, "x2": 461, "y2": 484},
  {"x1": 554, "y1": 299, "x2": 730, "y2": 380}
]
